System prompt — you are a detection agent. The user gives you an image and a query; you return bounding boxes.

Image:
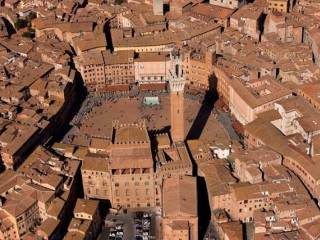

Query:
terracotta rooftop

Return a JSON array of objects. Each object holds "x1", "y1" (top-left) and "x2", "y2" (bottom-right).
[
  {"x1": 74, "y1": 199, "x2": 99, "y2": 217},
  {"x1": 299, "y1": 83, "x2": 320, "y2": 106},
  {"x1": 230, "y1": 76, "x2": 292, "y2": 108},
  {"x1": 82, "y1": 155, "x2": 109, "y2": 172},
  {"x1": 219, "y1": 222, "x2": 243, "y2": 240},
  {"x1": 191, "y1": 3, "x2": 234, "y2": 19},
  {"x1": 163, "y1": 175, "x2": 197, "y2": 217},
  {"x1": 112, "y1": 122, "x2": 150, "y2": 144},
  {"x1": 37, "y1": 217, "x2": 60, "y2": 237},
  {"x1": 245, "y1": 110, "x2": 320, "y2": 181},
  {"x1": 110, "y1": 146, "x2": 153, "y2": 169}
]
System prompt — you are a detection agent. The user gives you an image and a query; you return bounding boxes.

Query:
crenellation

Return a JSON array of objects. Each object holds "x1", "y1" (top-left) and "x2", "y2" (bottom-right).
[{"x1": 0, "y1": 0, "x2": 320, "y2": 239}]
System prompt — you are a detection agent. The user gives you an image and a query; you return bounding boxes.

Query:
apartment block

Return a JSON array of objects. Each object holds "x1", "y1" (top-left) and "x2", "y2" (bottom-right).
[
  {"x1": 183, "y1": 49, "x2": 216, "y2": 89},
  {"x1": 74, "y1": 50, "x2": 135, "y2": 92},
  {"x1": 210, "y1": 0, "x2": 245, "y2": 9},
  {"x1": 162, "y1": 175, "x2": 198, "y2": 240}
]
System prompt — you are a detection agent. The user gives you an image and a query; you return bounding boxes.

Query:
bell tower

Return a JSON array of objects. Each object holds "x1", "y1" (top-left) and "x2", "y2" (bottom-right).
[{"x1": 169, "y1": 49, "x2": 186, "y2": 143}]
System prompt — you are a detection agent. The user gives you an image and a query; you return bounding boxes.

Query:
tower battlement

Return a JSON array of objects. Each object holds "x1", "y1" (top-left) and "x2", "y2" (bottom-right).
[{"x1": 169, "y1": 50, "x2": 186, "y2": 93}]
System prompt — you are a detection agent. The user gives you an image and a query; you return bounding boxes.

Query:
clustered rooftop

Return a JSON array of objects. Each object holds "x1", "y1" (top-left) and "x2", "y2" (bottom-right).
[{"x1": 1, "y1": 0, "x2": 320, "y2": 239}]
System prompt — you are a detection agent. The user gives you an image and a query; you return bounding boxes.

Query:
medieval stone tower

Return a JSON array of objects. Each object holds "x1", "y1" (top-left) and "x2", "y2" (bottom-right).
[{"x1": 169, "y1": 49, "x2": 186, "y2": 143}]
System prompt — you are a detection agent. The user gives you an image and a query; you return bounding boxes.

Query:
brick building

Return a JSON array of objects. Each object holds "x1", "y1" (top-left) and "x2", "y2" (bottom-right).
[
  {"x1": 162, "y1": 175, "x2": 198, "y2": 240},
  {"x1": 81, "y1": 121, "x2": 156, "y2": 209},
  {"x1": 74, "y1": 50, "x2": 135, "y2": 92},
  {"x1": 183, "y1": 48, "x2": 215, "y2": 89}
]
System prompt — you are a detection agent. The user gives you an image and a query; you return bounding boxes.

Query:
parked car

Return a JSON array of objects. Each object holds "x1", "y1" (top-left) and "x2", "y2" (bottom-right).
[{"x1": 115, "y1": 224, "x2": 123, "y2": 230}]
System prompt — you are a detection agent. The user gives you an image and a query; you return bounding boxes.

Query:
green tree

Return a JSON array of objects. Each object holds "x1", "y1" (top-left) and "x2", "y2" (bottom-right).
[
  {"x1": 14, "y1": 19, "x2": 28, "y2": 30},
  {"x1": 22, "y1": 31, "x2": 35, "y2": 38},
  {"x1": 114, "y1": 0, "x2": 126, "y2": 5},
  {"x1": 27, "y1": 12, "x2": 37, "y2": 21}
]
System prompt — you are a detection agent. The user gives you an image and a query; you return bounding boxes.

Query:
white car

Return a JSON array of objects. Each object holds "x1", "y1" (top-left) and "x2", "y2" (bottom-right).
[
  {"x1": 116, "y1": 224, "x2": 123, "y2": 230},
  {"x1": 116, "y1": 232, "x2": 123, "y2": 238}
]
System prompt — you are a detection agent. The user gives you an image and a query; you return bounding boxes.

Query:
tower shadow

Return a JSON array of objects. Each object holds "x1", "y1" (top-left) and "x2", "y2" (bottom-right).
[
  {"x1": 1, "y1": 17, "x2": 16, "y2": 36},
  {"x1": 186, "y1": 73, "x2": 218, "y2": 140},
  {"x1": 197, "y1": 176, "x2": 212, "y2": 239}
]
